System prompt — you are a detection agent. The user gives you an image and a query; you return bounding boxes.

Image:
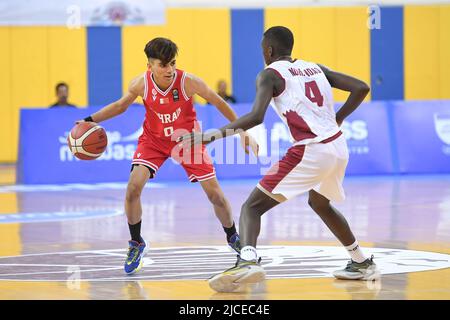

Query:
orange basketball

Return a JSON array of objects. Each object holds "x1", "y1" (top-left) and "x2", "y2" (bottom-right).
[{"x1": 67, "y1": 122, "x2": 108, "y2": 160}]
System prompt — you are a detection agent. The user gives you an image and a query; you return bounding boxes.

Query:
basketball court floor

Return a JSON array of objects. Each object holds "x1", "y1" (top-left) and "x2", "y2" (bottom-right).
[{"x1": 0, "y1": 164, "x2": 449, "y2": 300}]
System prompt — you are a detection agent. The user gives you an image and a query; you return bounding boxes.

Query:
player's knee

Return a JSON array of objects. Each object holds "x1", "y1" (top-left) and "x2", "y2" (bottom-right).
[
  {"x1": 126, "y1": 183, "x2": 143, "y2": 202},
  {"x1": 207, "y1": 190, "x2": 227, "y2": 208},
  {"x1": 241, "y1": 199, "x2": 258, "y2": 214}
]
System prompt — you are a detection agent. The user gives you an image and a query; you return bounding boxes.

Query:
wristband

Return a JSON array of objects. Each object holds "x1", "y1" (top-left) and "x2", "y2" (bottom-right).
[{"x1": 84, "y1": 116, "x2": 94, "y2": 122}]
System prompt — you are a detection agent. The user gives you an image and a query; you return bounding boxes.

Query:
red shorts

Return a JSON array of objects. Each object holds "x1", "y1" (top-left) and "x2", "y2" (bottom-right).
[{"x1": 131, "y1": 135, "x2": 215, "y2": 183}]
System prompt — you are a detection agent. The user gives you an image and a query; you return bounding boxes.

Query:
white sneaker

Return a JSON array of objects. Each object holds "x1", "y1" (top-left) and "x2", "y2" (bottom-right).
[{"x1": 208, "y1": 257, "x2": 266, "y2": 293}]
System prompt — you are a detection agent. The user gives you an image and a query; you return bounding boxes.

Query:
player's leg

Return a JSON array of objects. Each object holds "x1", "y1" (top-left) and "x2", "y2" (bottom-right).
[
  {"x1": 239, "y1": 187, "x2": 280, "y2": 248},
  {"x1": 124, "y1": 139, "x2": 166, "y2": 275},
  {"x1": 210, "y1": 145, "x2": 314, "y2": 292},
  {"x1": 126, "y1": 164, "x2": 152, "y2": 239},
  {"x1": 310, "y1": 136, "x2": 379, "y2": 280},
  {"x1": 308, "y1": 189, "x2": 356, "y2": 246},
  {"x1": 199, "y1": 177, "x2": 241, "y2": 252},
  {"x1": 180, "y1": 143, "x2": 243, "y2": 252},
  {"x1": 123, "y1": 164, "x2": 152, "y2": 275},
  {"x1": 208, "y1": 186, "x2": 280, "y2": 292},
  {"x1": 309, "y1": 189, "x2": 378, "y2": 280},
  {"x1": 309, "y1": 190, "x2": 378, "y2": 280},
  {"x1": 199, "y1": 177, "x2": 233, "y2": 227}
]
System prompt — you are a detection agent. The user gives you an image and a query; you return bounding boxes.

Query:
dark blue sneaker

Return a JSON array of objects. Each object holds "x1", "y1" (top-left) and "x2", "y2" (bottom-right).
[
  {"x1": 124, "y1": 239, "x2": 147, "y2": 275},
  {"x1": 228, "y1": 233, "x2": 241, "y2": 254}
]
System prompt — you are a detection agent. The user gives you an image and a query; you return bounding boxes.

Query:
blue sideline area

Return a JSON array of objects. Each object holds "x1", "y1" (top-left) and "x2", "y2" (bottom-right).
[{"x1": 17, "y1": 101, "x2": 450, "y2": 184}]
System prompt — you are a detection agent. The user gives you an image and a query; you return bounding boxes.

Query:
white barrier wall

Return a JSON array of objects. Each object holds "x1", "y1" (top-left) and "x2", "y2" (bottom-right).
[{"x1": 166, "y1": 0, "x2": 450, "y2": 8}]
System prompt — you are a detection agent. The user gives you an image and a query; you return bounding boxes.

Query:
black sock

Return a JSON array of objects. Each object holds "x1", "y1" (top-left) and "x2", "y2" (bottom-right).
[
  {"x1": 223, "y1": 222, "x2": 237, "y2": 242},
  {"x1": 128, "y1": 220, "x2": 143, "y2": 243}
]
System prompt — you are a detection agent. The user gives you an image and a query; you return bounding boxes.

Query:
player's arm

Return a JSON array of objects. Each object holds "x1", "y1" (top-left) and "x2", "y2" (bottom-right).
[
  {"x1": 212, "y1": 69, "x2": 275, "y2": 137},
  {"x1": 318, "y1": 64, "x2": 370, "y2": 126},
  {"x1": 184, "y1": 73, "x2": 259, "y2": 155},
  {"x1": 77, "y1": 75, "x2": 144, "y2": 123},
  {"x1": 179, "y1": 69, "x2": 276, "y2": 146},
  {"x1": 184, "y1": 73, "x2": 240, "y2": 123}
]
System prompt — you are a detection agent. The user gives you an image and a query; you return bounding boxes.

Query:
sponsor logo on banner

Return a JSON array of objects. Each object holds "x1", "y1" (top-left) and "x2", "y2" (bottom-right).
[
  {"x1": 59, "y1": 128, "x2": 143, "y2": 162},
  {"x1": 227, "y1": 122, "x2": 292, "y2": 163},
  {"x1": 434, "y1": 113, "x2": 450, "y2": 155},
  {"x1": 226, "y1": 120, "x2": 369, "y2": 163},
  {"x1": 342, "y1": 120, "x2": 369, "y2": 155},
  {"x1": 251, "y1": 120, "x2": 370, "y2": 158}
]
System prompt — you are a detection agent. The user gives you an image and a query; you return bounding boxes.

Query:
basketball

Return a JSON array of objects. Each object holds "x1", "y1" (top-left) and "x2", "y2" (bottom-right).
[{"x1": 67, "y1": 122, "x2": 108, "y2": 160}]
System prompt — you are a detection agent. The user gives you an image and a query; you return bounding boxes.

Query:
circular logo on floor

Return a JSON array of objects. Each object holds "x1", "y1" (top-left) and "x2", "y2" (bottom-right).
[{"x1": 0, "y1": 246, "x2": 448, "y2": 281}]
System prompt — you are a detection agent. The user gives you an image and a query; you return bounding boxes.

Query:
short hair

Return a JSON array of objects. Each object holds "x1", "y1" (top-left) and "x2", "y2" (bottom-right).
[
  {"x1": 55, "y1": 82, "x2": 68, "y2": 92},
  {"x1": 144, "y1": 37, "x2": 178, "y2": 65},
  {"x1": 263, "y1": 26, "x2": 294, "y2": 55}
]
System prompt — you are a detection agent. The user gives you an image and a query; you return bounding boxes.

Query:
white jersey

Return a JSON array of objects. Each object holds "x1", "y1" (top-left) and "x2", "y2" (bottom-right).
[{"x1": 267, "y1": 59, "x2": 340, "y2": 145}]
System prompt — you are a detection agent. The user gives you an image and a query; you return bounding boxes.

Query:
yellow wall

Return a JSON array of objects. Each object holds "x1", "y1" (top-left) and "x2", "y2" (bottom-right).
[
  {"x1": 439, "y1": 6, "x2": 450, "y2": 99},
  {"x1": 1, "y1": 9, "x2": 231, "y2": 163},
  {"x1": 265, "y1": 7, "x2": 371, "y2": 102},
  {"x1": 0, "y1": 193, "x2": 21, "y2": 256},
  {"x1": 122, "y1": 9, "x2": 231, "y2": 105},
  {"x1": 404, "y1": 5, "x2": 450, "y2": 100},
  {"x1": 0, "y1": 28, "x2": 12, "y2": 162},
  {"x1": 1, "y1": 6, "x2": 450, "y2": 163},
  {"x1": 0, "y1": 27, "x2": 87, "y2": 162}
]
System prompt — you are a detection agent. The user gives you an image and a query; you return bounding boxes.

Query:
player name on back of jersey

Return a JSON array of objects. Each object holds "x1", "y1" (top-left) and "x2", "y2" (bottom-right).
[{"x1": 288, "y1": 67, "x2": 322, "y2": 77}]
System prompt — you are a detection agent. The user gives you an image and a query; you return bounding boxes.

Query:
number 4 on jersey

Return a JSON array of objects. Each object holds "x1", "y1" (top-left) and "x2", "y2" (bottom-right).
[{"x1": 305, "y1": 81, "x2": 324, "y2": 107}]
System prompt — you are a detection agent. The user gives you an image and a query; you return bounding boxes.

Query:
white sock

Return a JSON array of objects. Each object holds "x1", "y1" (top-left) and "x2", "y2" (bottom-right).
[
  {"x1": 345, "y1": 241, "x2": 367, "y2": 263},
  {"x1": 240, "y1": 246, "x2": 258, "y2": 261}
]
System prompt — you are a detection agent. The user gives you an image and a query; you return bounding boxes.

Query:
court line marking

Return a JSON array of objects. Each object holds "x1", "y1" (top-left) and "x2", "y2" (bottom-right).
[{"x1": 0, "y1": 245, "x2": 449, "y2": 282}]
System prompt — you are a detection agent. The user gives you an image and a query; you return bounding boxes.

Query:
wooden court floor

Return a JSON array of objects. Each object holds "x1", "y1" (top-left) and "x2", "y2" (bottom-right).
[{"x1": 0, "y1": 165, "x2": 449, "y2": 300}]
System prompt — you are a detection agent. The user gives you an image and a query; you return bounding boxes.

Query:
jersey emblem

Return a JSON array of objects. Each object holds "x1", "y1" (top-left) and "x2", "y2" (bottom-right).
[{"x1": 172, "y1": 88, "x2": 179, "y2": 102}]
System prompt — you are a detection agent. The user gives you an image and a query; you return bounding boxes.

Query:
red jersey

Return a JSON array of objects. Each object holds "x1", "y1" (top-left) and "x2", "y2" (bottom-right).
[
  {"x1": 133, "y1": 68, "x2": 215, "y2": 182},
  {"x1": 141, "y1": 69, "x2": 198, "y2": 141}
]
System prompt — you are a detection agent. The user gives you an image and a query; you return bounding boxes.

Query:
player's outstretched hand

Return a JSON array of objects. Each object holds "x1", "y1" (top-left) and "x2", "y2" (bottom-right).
[
  {"x1": 75, "y1": 119, "x2": 85, "y2": 125},
  {"x1": 177, "y1": 132, "x2": 207, "y2": 151},
  {"x1": 239, "y1": 132, "x2": 259, "y2": 157}
]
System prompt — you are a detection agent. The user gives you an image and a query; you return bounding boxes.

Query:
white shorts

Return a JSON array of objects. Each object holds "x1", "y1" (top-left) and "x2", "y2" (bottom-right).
[{"x1": 257, "y1": 132, "x2": 349, "y2": 202}]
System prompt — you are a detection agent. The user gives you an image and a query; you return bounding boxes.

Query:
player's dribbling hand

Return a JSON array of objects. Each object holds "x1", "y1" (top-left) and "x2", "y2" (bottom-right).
[
  {"x1": 239, "y1": 132, "x2": 259, "y2": 157},
  {"x1": 75, "y1": 119, "x2": 85, "y2": 125}
]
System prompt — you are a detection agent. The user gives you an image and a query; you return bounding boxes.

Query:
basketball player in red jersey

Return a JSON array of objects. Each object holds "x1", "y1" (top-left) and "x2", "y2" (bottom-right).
[{"x1": 78, "y1": 38, "x2": 258, "y2": 274}]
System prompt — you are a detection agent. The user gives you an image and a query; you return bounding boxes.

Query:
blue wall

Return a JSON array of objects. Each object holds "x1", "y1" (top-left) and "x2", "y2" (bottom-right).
[
  {"x1": 231, "y1": 9, "x2": 265, "y2": 103},
  {"x1": 87, "y1": 27, "x2": 123, "y2": 105},
  {"x1": 370, "y1": 7, "x2": 404, "y2": 100}
]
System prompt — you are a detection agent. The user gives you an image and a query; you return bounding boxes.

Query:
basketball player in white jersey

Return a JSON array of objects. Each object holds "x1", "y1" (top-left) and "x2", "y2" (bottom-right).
[{"x1": 179, "y1": 26, "x2": 379, "y2": 292}]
